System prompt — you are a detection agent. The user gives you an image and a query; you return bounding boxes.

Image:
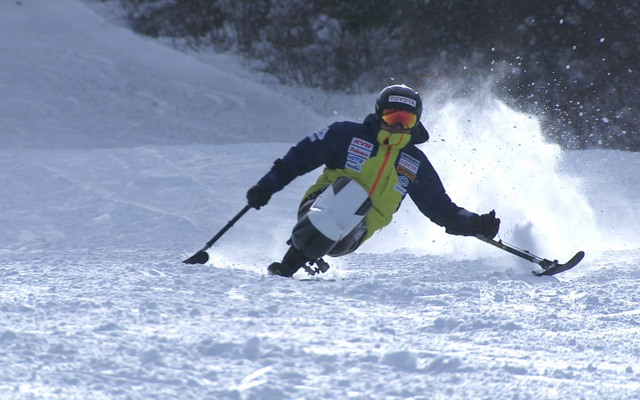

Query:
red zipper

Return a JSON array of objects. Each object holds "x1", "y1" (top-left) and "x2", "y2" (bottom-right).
[{"x1": 369, "y1": 134, "x2": 404, "y2": 197}]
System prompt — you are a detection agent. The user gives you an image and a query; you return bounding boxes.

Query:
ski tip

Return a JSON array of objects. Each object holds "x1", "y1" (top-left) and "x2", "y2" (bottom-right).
[
  {"x1": 565, "y1": 250, "x2": 585, "y2": 268},
  {"x1": 533, "y1": 250, "x2": 585, "y2": 277},
  {"x1": 183, "y1": 250, "x2": 209, "y2": 264}
]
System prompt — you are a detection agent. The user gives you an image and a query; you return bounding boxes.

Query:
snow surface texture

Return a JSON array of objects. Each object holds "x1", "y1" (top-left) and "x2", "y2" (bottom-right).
[{"x1": 2, "y1": 1, "x2": 640, "y2": 399}]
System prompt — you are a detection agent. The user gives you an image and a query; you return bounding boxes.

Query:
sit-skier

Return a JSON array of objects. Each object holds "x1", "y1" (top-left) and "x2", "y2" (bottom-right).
[{"x1": 247, "y1": 84, "x2": 500, "y2": 277}]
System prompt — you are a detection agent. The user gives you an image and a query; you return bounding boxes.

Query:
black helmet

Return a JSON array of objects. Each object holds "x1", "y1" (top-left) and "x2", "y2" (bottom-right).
[{"x1": 375, "y1": 84, "x2": 423, "y2": 121}]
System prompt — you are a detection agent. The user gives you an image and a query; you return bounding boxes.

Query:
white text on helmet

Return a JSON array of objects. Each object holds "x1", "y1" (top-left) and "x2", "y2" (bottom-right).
[{"x1": 388, "y1": 95, "x2": 417, "y2": 108}]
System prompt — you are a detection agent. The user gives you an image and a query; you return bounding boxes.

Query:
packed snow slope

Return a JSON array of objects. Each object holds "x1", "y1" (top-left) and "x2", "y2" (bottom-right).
[{"x1": 1, "y1": 1, "x2": 640, "y2": 399}]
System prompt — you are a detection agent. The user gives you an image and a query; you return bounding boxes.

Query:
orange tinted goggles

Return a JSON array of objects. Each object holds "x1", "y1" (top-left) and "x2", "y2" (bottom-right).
[{"x1": 381, "y1": 109, "x2": 418, "y2": 129}]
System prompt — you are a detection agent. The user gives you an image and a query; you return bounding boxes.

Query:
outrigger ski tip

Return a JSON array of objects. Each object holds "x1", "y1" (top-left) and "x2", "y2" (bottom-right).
[
  {"x1": 532, "y1": 250, "x2": 585, "y2": 277},
  {"x1": 478, "y1": 236, "x2": 585, "y2": 277}
]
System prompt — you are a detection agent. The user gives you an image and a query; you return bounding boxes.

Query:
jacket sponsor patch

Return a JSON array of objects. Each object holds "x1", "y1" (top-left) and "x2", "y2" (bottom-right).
[
  {"x1": 395, "y1": 175, "x2": 409, "y2": 195},
  {"x1": 351, "y1": 138, "x2": 373, "y2": 151},
  {"x1": 393, "y1": 183, "x2": 407, "y2": 196},
  {"x1": 345, "y1": 137, "x2": 373, "y2": 172},
  {"x1": 397, "y1": 153, "x2": 420, "y2": 181},
  {"x1": 309, "y1": 126, "x2": 329, "y2": 142},
  {"x1": 398, "y1": 175, "x2": 410, "y2": 187}
]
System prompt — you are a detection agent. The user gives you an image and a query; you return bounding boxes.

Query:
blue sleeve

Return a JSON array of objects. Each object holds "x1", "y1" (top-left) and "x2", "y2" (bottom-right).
[
  {"x1": 408, "y1": 154, "x2": 483, "y2": 234},
  {"x1": 256, "y1": 124, "x2": 344, "y2": 193},
  {"x1": 408, "y1": 156, "x2": 463, "y2": 228}
]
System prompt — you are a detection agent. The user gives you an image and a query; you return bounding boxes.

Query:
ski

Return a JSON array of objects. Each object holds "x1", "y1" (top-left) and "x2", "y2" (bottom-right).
[
  {"x1": 478, "y1": 237, "x2": 585, "y2": 277},
  {"x1": 532, "y1": 251, "x2": 585, "y2": 276}
]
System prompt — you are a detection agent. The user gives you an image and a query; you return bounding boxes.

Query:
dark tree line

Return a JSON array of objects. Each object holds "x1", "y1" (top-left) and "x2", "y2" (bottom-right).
[{"x1": 116, "y1": 0, "x2": 640, "y2": 150}]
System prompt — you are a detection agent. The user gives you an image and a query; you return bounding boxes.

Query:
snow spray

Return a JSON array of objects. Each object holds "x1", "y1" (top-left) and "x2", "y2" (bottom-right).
[{"x1": 366, "y1": 92, "x2": 600, "y2": 263}]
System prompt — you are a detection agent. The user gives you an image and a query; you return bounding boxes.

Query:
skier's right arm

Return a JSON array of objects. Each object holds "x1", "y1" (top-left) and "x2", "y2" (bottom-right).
[{"x1": 246, "y1": 126, "x2": 336, "y2": 209}]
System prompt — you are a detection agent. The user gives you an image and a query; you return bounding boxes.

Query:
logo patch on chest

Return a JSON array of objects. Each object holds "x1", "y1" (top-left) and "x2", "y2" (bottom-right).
[
  {"x1": 346, "y1": 138, "x2": 374, "y2": 172},
  {"x1": 398, "y1": 175, "x2": 410, "y2": 187},
  {"x1": 397, "y1": 153, "x2": 420, "y2": 181}
]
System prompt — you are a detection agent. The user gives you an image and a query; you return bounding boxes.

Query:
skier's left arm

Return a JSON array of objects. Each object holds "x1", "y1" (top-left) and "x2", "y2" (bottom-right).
[{"x1": 409, "y1": 158, "x2": 500, "y2": 239}]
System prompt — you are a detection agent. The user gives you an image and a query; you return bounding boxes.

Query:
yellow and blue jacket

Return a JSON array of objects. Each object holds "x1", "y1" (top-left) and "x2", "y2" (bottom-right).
[{"x1": 257, "y1": 114, "x2": 476, "y2": 243}]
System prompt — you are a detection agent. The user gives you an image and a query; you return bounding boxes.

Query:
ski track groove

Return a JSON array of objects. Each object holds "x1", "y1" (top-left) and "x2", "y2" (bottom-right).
[{"x1": 38, "y1": 157, "x2": 206, "y2": 232}]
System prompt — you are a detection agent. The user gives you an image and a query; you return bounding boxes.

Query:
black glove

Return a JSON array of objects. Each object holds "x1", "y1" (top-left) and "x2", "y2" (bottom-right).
[
  {"x1": 246, "y1": 184, "x2": 272, "y2": 210},
  {"x1": 476, "y1": 210, "x2": 500, "y2": 239},
  {"x1": 445, "y1": 209, "x2": 500, "y2": 238}
]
